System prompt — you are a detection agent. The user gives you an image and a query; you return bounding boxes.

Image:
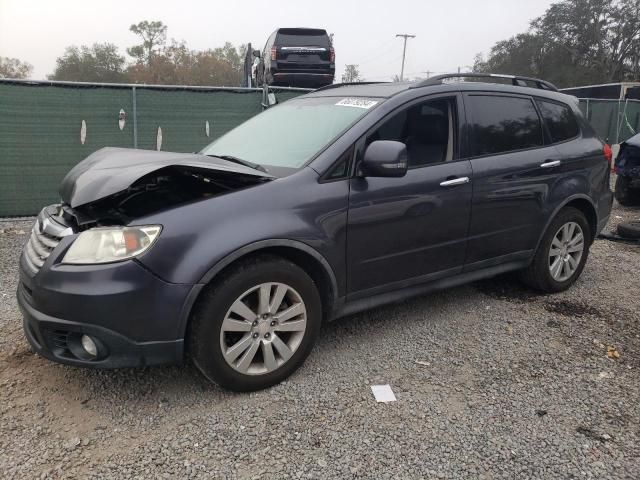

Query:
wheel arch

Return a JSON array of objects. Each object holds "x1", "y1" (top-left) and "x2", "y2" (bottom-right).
[
  {"x1": 535, "y1": 194, "x2": 598, "y2": 253},
  {"x1": 178, "y1": 240, "x2": 340, "y2": 340}
]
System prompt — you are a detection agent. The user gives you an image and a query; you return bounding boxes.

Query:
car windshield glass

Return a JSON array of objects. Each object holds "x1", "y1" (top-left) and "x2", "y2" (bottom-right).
[{"x1": 201, "y1": 96, "x2": 378, "y2": 169}]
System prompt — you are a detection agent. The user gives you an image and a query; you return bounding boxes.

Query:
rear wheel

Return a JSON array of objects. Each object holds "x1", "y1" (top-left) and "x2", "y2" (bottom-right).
[
  {"x1": 188, "y1": 255, "x2": 321, "y2": 392},
  {"x1": 520, "y1": 207, "x2": 591, "y2": 293},
  {"x1": 615, "y1": 175, "x2": 640, "y2": 206}
]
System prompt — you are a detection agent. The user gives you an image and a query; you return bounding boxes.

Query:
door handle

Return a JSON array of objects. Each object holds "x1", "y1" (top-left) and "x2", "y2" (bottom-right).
[
  {"x1": 540, "y1": 160, "x2": 561, "y2": 169},
  {"x1": 440, "y1": 177, "x2": 470, "y2": 187}
]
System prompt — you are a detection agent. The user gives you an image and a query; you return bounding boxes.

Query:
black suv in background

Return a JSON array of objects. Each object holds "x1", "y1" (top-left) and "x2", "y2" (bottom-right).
[
  {"x1": 19, "y1": 74, "x2": 612, "y2": 392},
  {"x1": 254, "y1": 28, "x2": 335, "y2": 88}
]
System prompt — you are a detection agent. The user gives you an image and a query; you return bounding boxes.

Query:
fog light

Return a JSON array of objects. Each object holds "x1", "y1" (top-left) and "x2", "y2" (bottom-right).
[{"x1": 81, "y1": 335, "x2": 98, "y2": 357}]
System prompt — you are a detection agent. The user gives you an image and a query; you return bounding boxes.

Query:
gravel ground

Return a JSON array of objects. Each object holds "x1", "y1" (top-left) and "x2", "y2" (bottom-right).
[{"x1": 1, "y1": 198, "x2": 639, "y2": 479}]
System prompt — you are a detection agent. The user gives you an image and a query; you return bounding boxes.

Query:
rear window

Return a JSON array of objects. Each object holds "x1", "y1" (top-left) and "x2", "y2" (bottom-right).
[
  {"x1": 536, "y1": 99, "x2": 580, "y2": 143},
  {"x1": 276, "y1": 29, "x2": 330, "y2": 47},
  {"x1": 468, "y1": 95, "x2": 543, "y2": 156}
]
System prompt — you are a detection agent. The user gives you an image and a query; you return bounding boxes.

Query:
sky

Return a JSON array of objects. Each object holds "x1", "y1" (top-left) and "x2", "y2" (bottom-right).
[{"x1": 0, "y1": 0, "x2": 556, "y2": 82}]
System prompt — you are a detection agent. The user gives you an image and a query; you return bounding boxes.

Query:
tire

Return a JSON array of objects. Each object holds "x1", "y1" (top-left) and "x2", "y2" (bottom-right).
[
  {"x1": 615, "y1": 175, "x2": 640, "y2": 206},
  {"x1": 617, "y1": 221, "x2": 640, "y2": 239},
  {"x1": 188, "y1": 255, "x2": 322, "y2": 392},
  {"x1": 520, "y1": 207, "x2": 591, "y2": 293}
]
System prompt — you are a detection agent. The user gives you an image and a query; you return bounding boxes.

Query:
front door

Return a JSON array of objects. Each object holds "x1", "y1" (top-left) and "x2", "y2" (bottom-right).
[{"x1": 346, "y1": 95, "x2": 472, "y2": 297}]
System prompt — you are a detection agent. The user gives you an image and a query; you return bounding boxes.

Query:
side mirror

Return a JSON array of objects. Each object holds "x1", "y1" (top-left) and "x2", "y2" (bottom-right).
[
  {"x1": 360, "y1": 140, "x2": 408, "y2": 178},
  {"x1": 252, "y1": 50, "x2": 261, "y2": 58}
]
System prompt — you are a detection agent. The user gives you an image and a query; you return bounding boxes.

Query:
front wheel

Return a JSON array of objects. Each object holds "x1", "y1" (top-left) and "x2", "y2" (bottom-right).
[
  {"x1": 188, "y1": 255, "x2": 322, "y2": 392},
  {"x1": 520, "y1": 207, "x2": 591, "y2": 293}
]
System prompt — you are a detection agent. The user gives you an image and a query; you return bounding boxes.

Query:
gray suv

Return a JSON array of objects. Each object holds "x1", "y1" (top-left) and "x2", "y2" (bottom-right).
[{"x1": 18, "y1": 74, "x2": 613, "y2": 391}]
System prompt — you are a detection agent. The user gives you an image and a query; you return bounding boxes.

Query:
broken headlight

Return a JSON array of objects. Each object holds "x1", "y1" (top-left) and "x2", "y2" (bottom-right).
[{"x1": 62, "y1": 225, "x2": 162, "y2": 264}]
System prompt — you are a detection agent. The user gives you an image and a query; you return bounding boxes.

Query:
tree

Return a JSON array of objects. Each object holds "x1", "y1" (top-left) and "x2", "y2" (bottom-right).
[
  {"x1": 48, "y1": 43, "x2": 127, "y2": 82},
  {"x1": 341, "y1": 64, "x2": 361, "y2": 83},
  {"x1": 127, "y1": 20, "x2": 168, "y2": 65},
  {"x1": 127, "y1": 40, "x2": 247, "y2": 86},
  {"x1": 474, "y1": 0, "x2": 640, "y2": 87},
  {"x1": 0, "y1": 57, "x2": 33, "y2": 79}
]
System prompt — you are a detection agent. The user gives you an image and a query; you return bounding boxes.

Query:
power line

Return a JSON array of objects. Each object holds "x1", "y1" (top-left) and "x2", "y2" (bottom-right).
[{"x1": 395, "y1": 34, "x2": 416, "y2": 81}]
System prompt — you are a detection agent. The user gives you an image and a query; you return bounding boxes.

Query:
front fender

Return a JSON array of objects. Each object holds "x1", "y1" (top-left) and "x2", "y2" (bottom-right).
[{"x1": 135, "y1": 167, "x2": 349, "y2": 288}]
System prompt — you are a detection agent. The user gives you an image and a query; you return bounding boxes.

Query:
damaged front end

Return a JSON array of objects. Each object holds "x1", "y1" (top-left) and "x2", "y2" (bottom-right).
[
  {"x1": 58, "y1": 147, "x2": 274, "y2": 230},
  {"x1": 22, "y1": 147, "x2": 273, "y2": 273}
]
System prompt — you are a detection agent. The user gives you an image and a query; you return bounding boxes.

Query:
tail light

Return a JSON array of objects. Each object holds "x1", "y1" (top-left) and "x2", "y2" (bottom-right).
[
  {"x1": 270, "y1": 46, "x2": 277, "y2": 61},
  {"x1": 603, "y1": 143, "x2": 613, "y2": 170},
  {"x1": 329, "y1": 47, "x2": 335, "y2": 63}
]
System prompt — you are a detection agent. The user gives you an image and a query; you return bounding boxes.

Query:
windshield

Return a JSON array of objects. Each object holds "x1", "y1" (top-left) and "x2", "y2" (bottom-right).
[{"x1": 201, "y1": 96, "x2": 379, "y2": 169}]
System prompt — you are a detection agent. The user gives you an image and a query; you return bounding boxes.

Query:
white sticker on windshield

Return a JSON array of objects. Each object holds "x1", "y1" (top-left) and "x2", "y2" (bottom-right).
[{"x1": 335, "y1": 98, "x2": 378, "y2": 109}]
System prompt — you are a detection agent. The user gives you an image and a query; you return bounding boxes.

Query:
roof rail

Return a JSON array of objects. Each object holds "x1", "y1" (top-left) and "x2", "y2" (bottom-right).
[
  {"x1": 411, "y1": 73, "x2": 559, "y2": 92},
  {"x1": 314, "y1": 81, "x2": 390, "y2": 92}
]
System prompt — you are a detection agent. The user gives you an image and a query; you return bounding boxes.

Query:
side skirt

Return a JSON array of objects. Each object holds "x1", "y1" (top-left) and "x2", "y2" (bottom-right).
[{"x1": 330, "y1": 259, "x2": 530, "y2": 321}]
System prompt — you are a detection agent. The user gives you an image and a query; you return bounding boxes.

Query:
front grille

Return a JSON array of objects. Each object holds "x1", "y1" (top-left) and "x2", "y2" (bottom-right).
[{"x1": 23, "y1": 206, "x2": 73, "y2": 274}]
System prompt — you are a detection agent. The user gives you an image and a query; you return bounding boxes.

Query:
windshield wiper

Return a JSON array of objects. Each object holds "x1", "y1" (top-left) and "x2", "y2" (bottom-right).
[{"x1": 208, "y1": 154, "x2": 268, "y2": 173}]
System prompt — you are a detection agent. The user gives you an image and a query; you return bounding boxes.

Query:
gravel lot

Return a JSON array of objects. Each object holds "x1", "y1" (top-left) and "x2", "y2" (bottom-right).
[{"x1": 1, "y1": 199, "x2": 639, "y2": 479}]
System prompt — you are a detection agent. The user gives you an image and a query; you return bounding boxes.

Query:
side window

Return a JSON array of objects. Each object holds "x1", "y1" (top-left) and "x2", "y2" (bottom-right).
[
  {"x1": 366, "y1": 98, "x2": 455, "y2": 168},
  {"x1": 536, "y1": 99, "x2": 580, "y2": 143},
  {"x1": 467, "y1": 95, "x2": 543, "y2": 156},
  {"x1": 324, "y1": 147, "x2": 353, "y2": 181}
]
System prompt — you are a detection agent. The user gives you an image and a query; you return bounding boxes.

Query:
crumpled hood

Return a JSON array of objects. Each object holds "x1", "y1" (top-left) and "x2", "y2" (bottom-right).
[{"x1": 59, "y1": 147, "x2": 273, "y2": 207}]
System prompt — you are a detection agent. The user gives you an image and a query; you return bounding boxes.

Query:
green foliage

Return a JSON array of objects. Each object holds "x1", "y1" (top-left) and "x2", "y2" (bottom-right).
[
  {"x1": 48, "y1": 43, "x2": 127, "y2": 82},
  {"x1": 0, "y1": 57, "x2": 33, "y2": 79},
  {"x1": 126, "y1": 40, "x2": 247, "y2": 86},
  {"x1": 474, "y1": 0, "x2": 640, "y2": 87},
  {"x1": 47, "y1": 20, "x2": 248, "y2": 86},
  {"x1": 127, "y1": 20, "x2": 168, "y2": 65}
]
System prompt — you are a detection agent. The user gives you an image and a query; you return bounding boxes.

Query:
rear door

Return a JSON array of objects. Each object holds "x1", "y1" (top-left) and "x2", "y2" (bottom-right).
[{"x1": 463, "y1": 93, "x2": 562, "y2": 269}]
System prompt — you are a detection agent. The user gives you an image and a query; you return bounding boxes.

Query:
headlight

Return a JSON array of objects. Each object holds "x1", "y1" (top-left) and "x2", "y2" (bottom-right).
[{"x1": 62, "y1": 225, "x2": 162, "y2": 264}]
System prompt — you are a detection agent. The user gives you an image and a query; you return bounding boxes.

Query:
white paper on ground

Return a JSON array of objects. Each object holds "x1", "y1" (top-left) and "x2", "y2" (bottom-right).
[{"x1": 371, "y1": 385, "x2": 397, "y2": 403}]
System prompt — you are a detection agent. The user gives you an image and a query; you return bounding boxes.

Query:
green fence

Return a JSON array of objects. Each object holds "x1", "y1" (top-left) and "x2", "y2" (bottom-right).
[
  {"x1": 0, "y1": 80, "x2": 307, "y2": 216},
  {"x1": 578, "y1": 98, "x2": 640, "y2": 145}
]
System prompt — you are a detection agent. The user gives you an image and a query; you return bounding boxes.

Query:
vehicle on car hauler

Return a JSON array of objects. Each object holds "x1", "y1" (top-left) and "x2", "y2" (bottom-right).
[
  {"x1": 18, "y1": 73, "x2": 613, "y2": 392},
  {"x1": 254, "y1": 27, "x2": 335, "y2": 88}
]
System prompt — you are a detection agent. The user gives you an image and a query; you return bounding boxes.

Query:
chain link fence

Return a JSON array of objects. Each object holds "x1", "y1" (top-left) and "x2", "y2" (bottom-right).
[
  {"x1": 0, "y1": 79, "x2": 309, "y2": 216},
  {"x1": 578, "y1": 98, "x2": 640, "y2": 145}
]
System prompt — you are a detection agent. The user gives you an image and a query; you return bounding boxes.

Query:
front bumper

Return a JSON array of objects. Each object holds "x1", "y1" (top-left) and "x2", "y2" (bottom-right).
[
  {"x1": 18, "y1": 224, "x2": 197, "y2": 368},
  {"x1": 19, "y1": 284, "x2": 184, "y2": 368}
]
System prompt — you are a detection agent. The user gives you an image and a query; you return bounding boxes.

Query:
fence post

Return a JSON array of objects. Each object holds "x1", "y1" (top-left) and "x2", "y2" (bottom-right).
[
  {"x1": 132, "y1": 86, "x2": 138, "y2": 149},
  {"x1": 585, "y1": 99, "x2": 590, "y2": 120}
]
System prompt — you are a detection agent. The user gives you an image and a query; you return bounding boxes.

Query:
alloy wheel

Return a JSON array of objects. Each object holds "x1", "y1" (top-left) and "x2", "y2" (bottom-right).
[
  {"x1": 548, "y1": 221, "x2": 584, "y2": 282},
  {"x1": 219, "y1": 282, "x2": 307, "y2": 375}
]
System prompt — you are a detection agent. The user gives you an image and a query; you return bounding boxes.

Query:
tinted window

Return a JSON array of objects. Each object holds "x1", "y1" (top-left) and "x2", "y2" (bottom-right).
[
  {"x1": 366, "y1": 99, "x2": 455, "y2": 167},
  {"x1": 276, "y1": 30, "x2": 330, "y2": 47},
  {"x1": 537, "y1": 100, "x2": 580, "y2": 143},
  {"x1": 325, "y1": 148, "x2": 353, "y2": 180},
  {"x1": 468, "y1": 95, "x2": 543, "y2": 156}
]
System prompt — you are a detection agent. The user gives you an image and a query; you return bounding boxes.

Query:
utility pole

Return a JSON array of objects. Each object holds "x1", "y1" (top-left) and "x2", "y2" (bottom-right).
[{"x1": 396, "y1": 34, "x2": 415, "y2": 81}]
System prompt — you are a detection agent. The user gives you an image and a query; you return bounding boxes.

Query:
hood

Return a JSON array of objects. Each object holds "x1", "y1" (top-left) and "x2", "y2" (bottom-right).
[{"x1": 60, "y1": 147, "x2": 273, "y2": 208}]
